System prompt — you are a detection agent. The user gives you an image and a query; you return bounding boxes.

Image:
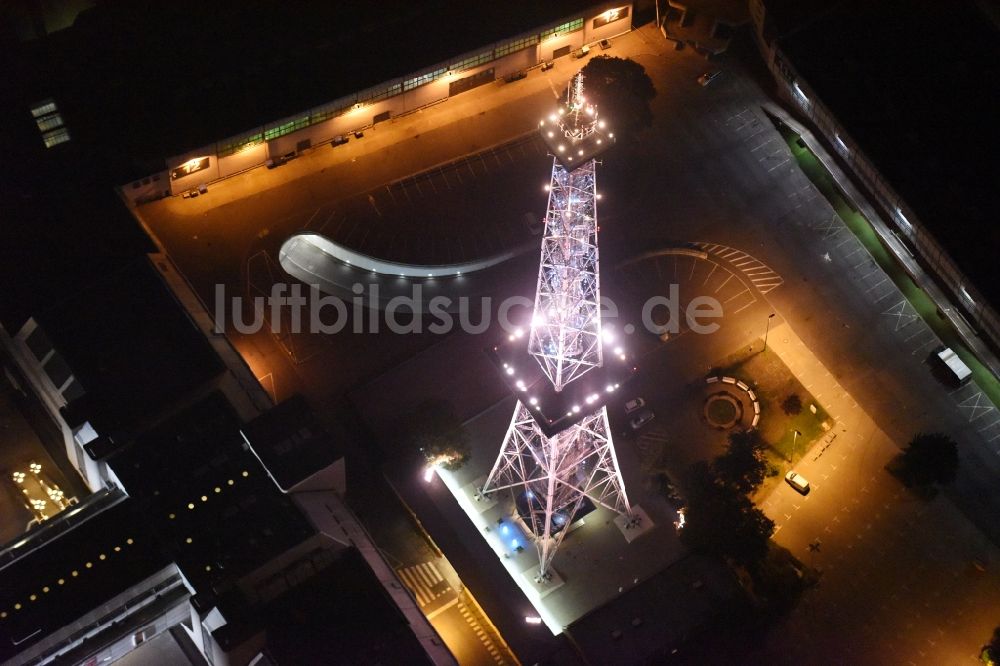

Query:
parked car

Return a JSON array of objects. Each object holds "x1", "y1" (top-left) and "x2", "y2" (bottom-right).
[
  {"x1": 784, "y1": 470, "x2": 810, "y2": 495},
  {"x1": 629, "y1": 409, "x2": 655, "y2": 430},
  {"x1": 697, "y1": 71, "x2": 721, "y2": 87},
  {"x1": 624, "y1": 398, "x2": 646, "y2": 414}
]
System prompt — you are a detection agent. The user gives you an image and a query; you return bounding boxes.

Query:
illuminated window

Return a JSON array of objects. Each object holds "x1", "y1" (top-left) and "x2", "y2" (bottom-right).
[
  {"x1": 449, "y1": 51, "x2": 493, "y2": 73},
  {"x1": 495, "y1": 35, "x2": 539, "y2": 58},
  {"x1": 404, "y1": 67, "x2": 447, "y2": 91},
  {"x1": 310, "y1": 98, "x2": 354, "y2": 123},
  {"x1": 218, "y1": 130, "x2": 264, "y2": 158},
  {"x1": 264, "y1": 115, "x2": 310, "y2": 141},
  {"x1": 42, "y1": 127, "x2": 71, "y2": 148},
  {"x1": 30, "y1": 99, "x2": 70, "y2": 148},
  {"x1": 31, "y1": 101, "x2": 56, "y2": 117},
  {"x1": 35, "y1": 115, "x2": 64, "y2": 132},
  {"x1": 539, "y1": 18, "x2": 584, "y2": 41},
  {"x1": 358, "y1": 82, "x2": 403, "y2": 104}
]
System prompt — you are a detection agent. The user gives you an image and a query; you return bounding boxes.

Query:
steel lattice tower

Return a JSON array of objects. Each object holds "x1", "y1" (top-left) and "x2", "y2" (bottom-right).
[{"x1": 482, "y1": 74, "x2": 632, "y2": 579}]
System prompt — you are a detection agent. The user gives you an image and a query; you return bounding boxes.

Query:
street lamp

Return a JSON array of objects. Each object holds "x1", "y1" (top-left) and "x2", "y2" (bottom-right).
[
  {"x1": 763, "y1": 313, "x2": 776, "y2": 352},
  {"x1": 792, "y1": 429, "x2": 802, "y2": 460}
]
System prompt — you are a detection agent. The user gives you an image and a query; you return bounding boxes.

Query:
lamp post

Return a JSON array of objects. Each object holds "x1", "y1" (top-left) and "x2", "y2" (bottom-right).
[
  {"x1": 792, "y1": 429, "x2": 802, "y2": 460},
  {"x1": 763, "y1": 313, "x2": 776, "y2": 352}
]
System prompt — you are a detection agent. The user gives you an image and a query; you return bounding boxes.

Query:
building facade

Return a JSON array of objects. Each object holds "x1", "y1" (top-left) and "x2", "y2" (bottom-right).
[
  {"x1": 749, "y1": 0, "x2": 1000, "y2": 374},
  {"x1": 123, "y1": 3, "x2": 634, "y2": 202}
]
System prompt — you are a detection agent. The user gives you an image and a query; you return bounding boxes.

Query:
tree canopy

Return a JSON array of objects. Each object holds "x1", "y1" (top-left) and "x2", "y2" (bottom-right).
[
  {"x1": 713, "y1": 429, "x2": 767, "y2": 494},
  {"x1": 982, "y1": 626, "x2": 1000, "y2": 666},
  {"x1": 403, "y1": 400, "x2": 470, "y2": 471},
  {"x1": 579, "y1": 56, "x2": 656, "y2": 134},
  {"x1": 900, "y1": 432, "x2": 958, "y2": 487},
  {"x1": 781, "y1": 394, "x2": 803, "y2": 415},
  {"x1": 681, "y1": 461, "x2": 775, "y2": 567}
]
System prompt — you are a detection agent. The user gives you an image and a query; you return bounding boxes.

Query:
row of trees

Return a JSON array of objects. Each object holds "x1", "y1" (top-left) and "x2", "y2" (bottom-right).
[{"x1": 680, "y1": 430, "x2": 774, "y2": 568}]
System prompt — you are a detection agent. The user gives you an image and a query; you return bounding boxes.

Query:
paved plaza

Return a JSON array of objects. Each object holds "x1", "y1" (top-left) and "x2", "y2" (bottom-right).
[{"x1": 132, "y1": 20, "x2": 1000, "y2": 665}]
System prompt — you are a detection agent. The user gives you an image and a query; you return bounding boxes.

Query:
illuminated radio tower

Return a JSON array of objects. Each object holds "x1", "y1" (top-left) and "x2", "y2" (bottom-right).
[{"x1": 482, "y1": 74, "x2": 632, "y2": 579}]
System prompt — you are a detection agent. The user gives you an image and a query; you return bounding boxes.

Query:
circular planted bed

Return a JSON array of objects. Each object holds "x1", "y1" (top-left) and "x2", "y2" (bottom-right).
[{"x1": 704, "y1": 392, "x2": 743, "y2": 429}]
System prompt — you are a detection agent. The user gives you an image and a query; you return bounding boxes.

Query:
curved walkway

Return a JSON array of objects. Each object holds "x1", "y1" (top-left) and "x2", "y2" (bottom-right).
[
  {"x1": 279, "y1": 232, "x2": 537, "y2": 311},
  {"x1": 281, "y1": 233, "x2": 528, "y2": 279}
]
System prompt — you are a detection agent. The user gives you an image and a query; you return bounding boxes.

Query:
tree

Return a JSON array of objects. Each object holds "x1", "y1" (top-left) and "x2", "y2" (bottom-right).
[
  {"x1": 900, "y1": 432, "x2": 958, "y2": 487},
  {"x1": 404, "y1": 400, "x2": 470, "y2": 471},
  {"x1": 579, "y1": 56, "x2": 656, "y2": 135},
  {"x1": 681, "y1": 462, "x2": 775, "y2": 567},
  {"x1": 781, "y1": 394, "x2": 803, "y2": 416},
  {"x1": 982, "y1": 626, "x2": 1000, "y2": 665},
  {"x1": 713, "y1": 429, "x2": 767, "y2": 494}
]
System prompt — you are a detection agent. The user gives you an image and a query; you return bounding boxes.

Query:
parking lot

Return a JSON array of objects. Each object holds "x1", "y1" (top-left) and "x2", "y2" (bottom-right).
[
  {"x1": 133, "y1": 22, "x2": 1000, "y2": 663},
  {"x1": 303, "y1": 133, "x2": 549, "y2": 266}
]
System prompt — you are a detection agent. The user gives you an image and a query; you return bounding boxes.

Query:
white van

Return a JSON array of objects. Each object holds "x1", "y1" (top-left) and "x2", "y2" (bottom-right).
[
  {"x1": 784, "y1": 471, "x2": 810, "y2": 495},
  {"x1": 936, "y1": 347, "x2": 972, "y2": 385}
]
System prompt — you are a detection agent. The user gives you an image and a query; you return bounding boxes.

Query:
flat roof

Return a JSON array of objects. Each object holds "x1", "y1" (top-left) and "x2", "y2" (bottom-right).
[
  {"x1": 240, "y1": 395, "x2": 345, "y2": 491},
  {"x1": 36, "y1": 258, "x2": 223, "y2": 436},
  {"x1": 6, "y1": 0, "x2": 615, "y2": 180},
  {"x1": 776, "y1": 0, "x2": 1000, "y2": 306},
  {"x1": 212, "y1": 549, "x2": 432, "y2": 664},
  {"x1": 0, "y1": 499, "x2": 169, "y2": 663},
  {"x1": 565, "y1": 553, "x2": 745, "y2": 662},
  {"x1": 107, "y1": 392, "x2": 314, "y2": 596}
]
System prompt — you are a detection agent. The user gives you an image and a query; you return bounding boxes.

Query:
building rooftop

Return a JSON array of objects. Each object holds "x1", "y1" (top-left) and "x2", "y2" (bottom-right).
[
  {"x1": 4, "y1": 0, "x2": 613, "y2": 182},
  {"x1": 106, "y1": 392, "x2": 314, "y2": 596},
  {"x1": 760, "y1": 0, "x2": 839, "y2": 37},
  {"x1": 212, "y1": 548, "x2": 433, "y2": 665},
  {"x1": 240, "y1": 395, "x2": 346, "y2": 491},
  {"x1": 774, "y1": 0, "x2": 1000, "y2": 306},
  {"x1": 565, "y1": 553, "x2": 745, "y2": 663},
  {"x1": 0, "y1": 498, "x2": 168, "y2": 663},
  {"x1": 34, "y1": 258, "x2": 223, "y2": 437}
]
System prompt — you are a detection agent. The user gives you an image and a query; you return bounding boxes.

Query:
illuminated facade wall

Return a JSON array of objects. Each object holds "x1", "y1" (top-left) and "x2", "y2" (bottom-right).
[{"x1": 125, "y1": 3, "x2": 633, "y2": 200}]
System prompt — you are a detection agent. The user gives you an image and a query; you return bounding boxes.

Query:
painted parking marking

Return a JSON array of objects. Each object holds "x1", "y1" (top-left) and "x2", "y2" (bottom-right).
[
  {"x1": 767, "y1": 157, "x2": 791, "y2": 172},
  {"x1": 812, "y1": 215, "x2": 839, "y2": 233},
  {"x1": 702, "y1": 262, "x2": 719, "y2": 285},
  {"x1": 910, "y1": 337, "x2": 939, "y2": 357},
  {"x1": 902, "y1": 326, "x2": 930, "y2": 343},
  {"x1": 957, "y1": 391, "x2": 994, "y2": 423},
  {"x1": 724, "y1": 287, "x2": 751, "y2": 304},
  {"x1": 865, "y1": 277, "x2": 890, "y2": 294},
  {"x1": 714, "y1": 273, "x2": 734, "y2": 293},
  {"x1": 882, "y1": 299, "x2": 919, "y2": 331}
]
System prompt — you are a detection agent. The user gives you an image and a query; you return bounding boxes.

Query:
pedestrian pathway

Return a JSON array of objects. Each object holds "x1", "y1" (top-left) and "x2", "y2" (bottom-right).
[
  {"x1": 397, "y1": 560, "x2": 452, "y2": 608},
  {"x1": 458, "y1": 600, "x2": 508, "y2": 666},
  {"x1": 757, "y1": 321, "x2": 1000, "y2": 665}
]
